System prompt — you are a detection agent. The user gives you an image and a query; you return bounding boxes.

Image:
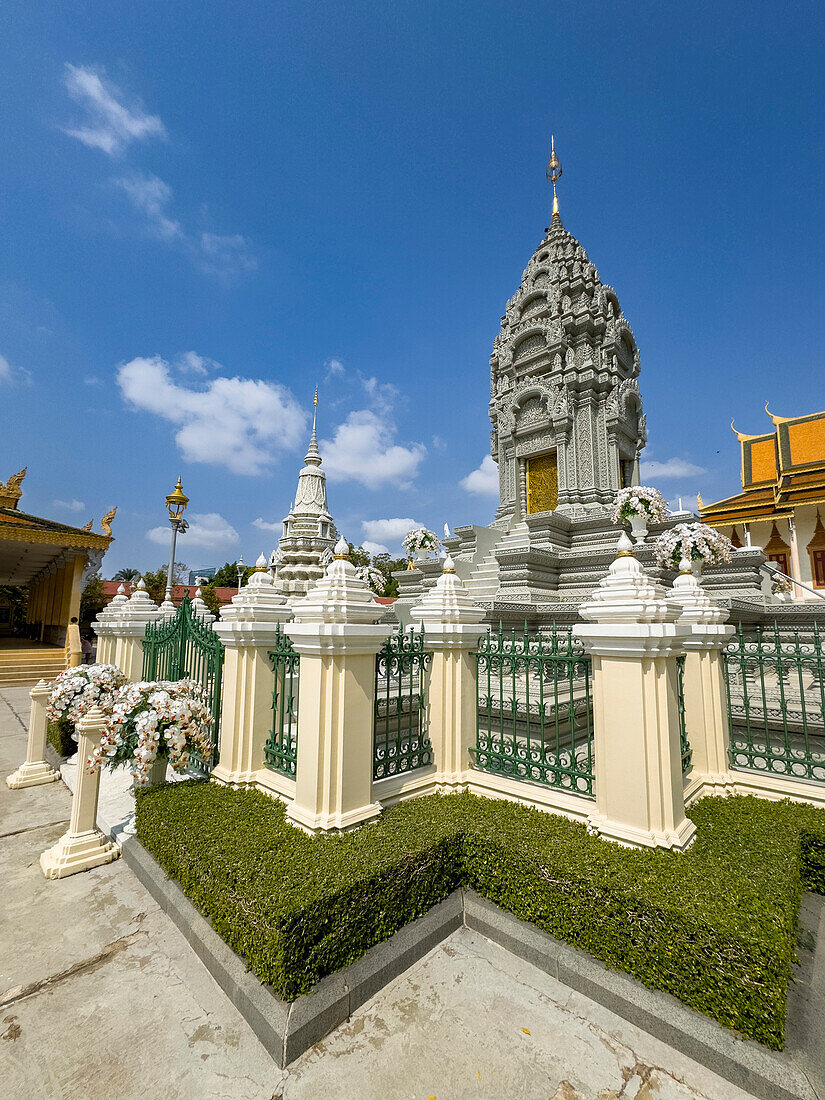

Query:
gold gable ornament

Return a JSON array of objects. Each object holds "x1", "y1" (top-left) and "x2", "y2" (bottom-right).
[
  {"x1": 0, "y1": 467, "x2": 27, "y2": 509},
  {"x1": 100, "y1": 507, "x2": 117, "y2": 538}
]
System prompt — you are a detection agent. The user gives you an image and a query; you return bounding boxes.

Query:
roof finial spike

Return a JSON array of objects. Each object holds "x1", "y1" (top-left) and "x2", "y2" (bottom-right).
[
  {"x1": 546, "y1": 134, "x2": 562, "y2": 218},
  {"x1": 312, "y1": 385, "x2": 318, "y2": 433}
]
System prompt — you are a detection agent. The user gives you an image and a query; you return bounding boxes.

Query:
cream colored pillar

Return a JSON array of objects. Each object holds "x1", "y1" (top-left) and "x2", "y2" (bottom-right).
[
  {"x1": 668, "y1": 559, "x2": 735, "y2": 794},
  {"x1": 6, "y1": 680, "x2": 60, "y2": 789},
  {"x1": 574, "y1": 533, "x2": 695, "y2": 852},
  {"x1": 39, "y1": 705, "x2": 118, "y2": 879},
  {"x1": 92, "y1": 578, "x2": 161, "y2": 680},
  {"x1": 92, "y1": 583, "x2": 129, "y2": 665},
  {"x1": 66, "y1": 620, "x2": 82, "y2": 667},
  {"x1": 410, "y1": 555, "x2": 486, "y2": 790},
  {"x1": 212, "y1": 556, "x2": 292, "y2": 788},
  {"x1": 285, "y1": 538, "x2": 393, "y2": 834}
]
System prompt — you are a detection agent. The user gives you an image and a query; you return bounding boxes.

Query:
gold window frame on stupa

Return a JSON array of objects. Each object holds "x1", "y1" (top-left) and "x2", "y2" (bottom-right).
[{"x1": 525, "y1": 451, "x2": 559, "y2": 514}]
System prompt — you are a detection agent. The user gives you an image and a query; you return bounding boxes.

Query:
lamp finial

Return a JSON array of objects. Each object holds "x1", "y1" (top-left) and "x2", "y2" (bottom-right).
[{"x1": 546, "y1": 135, "x2": 562, "y2": 217}]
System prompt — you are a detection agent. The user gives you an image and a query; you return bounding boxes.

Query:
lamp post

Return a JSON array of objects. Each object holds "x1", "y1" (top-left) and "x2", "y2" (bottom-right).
[
  {"x1": 164, "y1": 476, "x2": 189, "y2": 604},
  {"x1": 236, "y1": 555, "x2": 245, "y2": 591}
]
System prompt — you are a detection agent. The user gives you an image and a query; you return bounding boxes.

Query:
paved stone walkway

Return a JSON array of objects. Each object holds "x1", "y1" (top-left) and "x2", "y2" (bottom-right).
[{"x1": 0, "y1": 684, "x2": 759, "y2": 1099}]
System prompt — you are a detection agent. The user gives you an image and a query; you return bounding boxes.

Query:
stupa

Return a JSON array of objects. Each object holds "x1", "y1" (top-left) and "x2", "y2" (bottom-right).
[
  {"x1": 273, "y1": 390, "x2": 338, "y2": 598},
  {"x1": 394, "y1": 142, "x2": 767, "y2": 623}
]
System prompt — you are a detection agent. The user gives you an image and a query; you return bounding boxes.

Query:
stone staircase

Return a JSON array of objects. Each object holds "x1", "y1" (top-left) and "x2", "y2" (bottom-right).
[
  {"x1": 0, "y1": 645, "x2": 67, "y2": 687},
  {"x1": 465, "y1": 523, "x2": 530, "y2": 602}
]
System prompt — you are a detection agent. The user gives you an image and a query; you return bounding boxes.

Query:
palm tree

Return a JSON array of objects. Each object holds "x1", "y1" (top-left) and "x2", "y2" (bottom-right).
[{"x1": 112, "y1": 567, "x2": 141, "y2": 582}]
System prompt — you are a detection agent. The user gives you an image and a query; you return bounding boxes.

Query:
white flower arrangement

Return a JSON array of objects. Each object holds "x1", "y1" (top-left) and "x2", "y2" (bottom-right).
[
  {"x1": 89, "y1": 679, "x2": 215, "y2": 787},
  {"x1": 653, "y1": 522, "x2": 734, "y2": 570},
  {"x1": 771, "y1": 572, "x2": 794, "y2": 595},
  {"x1": 403, "y1": 527, "x2": 441, "y2": 559},
  {"x1": 611, "y1": 486, "x2": 669, "y2": 526},
  {"x1": 47, "y1": 664, "x2": 128, "y2": 729},
  {"x1": 356, "y1": 564, "x2": 387, "y2": 596}
]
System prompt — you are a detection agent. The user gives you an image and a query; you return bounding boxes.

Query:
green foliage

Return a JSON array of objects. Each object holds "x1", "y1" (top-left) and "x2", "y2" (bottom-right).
[
  {"x1": 210, "y1": 561, "x2": 255, "y2": 588},
  {"x1": 112, "y1": 568, "x2": 141, "y2": 582},
  {"x1": 79, "y1": 574, "x2": 106, "y2": 625},
  {"x1": 197, "y1": 584, "x2": 222, "y2": 617},
  {"x1": 135, "y1": 786, "x2": 825, "y2": 1048},
  {"x1": 141, "y1": 568, "x2": 167, "y2": 606},
  {"x1": 47, "y1": 716, "x2": 75, "y2": 757}
]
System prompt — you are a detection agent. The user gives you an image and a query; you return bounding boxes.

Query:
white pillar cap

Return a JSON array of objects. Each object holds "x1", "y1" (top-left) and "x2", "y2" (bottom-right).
[
  {"x1": 410, "y1": 555, "x2": 486, "y2": 626},
  {"x1": 290, "y1": 537, "x2": 384, "y2": 624}
]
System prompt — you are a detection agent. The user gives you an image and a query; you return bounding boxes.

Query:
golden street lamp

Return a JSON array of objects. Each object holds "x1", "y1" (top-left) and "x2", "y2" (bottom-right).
[{"x1": 164, "y1": 476, "x2": 189, "y2": 604}]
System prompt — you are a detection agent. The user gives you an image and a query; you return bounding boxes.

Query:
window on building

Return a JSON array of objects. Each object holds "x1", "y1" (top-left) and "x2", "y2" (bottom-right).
[
  {"x1": 768, "y1": 552, "x2": 789, "y2": 575},
  {"x1": 811, "y1": 549, "x2": 825, "y2": 588}
]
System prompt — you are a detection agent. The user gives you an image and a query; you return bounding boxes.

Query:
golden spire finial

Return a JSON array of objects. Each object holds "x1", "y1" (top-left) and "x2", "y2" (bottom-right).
[
  {"x1": 312, "y1": 386, "x2": 318, "y2": 433},
  {"x1": 546, "y1": 135, "x2": 562, "y2": 217}
]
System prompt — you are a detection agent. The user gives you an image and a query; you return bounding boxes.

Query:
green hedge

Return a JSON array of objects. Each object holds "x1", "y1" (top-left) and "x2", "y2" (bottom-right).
[
  {"x1": 47, "y1": 716, "x2": 75, "y2": 757},
  {"x1": 135, "y1": 784, "x2": 825, "y2": 1049}
]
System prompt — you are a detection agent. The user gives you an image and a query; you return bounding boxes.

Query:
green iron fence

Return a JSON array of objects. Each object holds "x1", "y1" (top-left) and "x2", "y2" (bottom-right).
[
  {"x1": 264, "y1": 623, "x2": 300, "y2": 777},
  {"x1": 676, "y1": 654, "x2": 692, "y2": 774},
  {"x1": 142, "y1": 596, "x2": 224, "y2": 776},
  {"x1": 373, "y1": 627, "x2": 433, "y2": 780},
  {"x1": 473, "y1": 624, "x2": 594, "y2": 796},
  {"x1": 723, "y1": 621, "x2": 825, "y2": 784}
]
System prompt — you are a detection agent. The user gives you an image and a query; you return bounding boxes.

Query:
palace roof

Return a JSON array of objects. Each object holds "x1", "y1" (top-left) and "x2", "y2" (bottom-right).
[{"x1": 700, "y1": 406, "x2": 825, "y2": 524}]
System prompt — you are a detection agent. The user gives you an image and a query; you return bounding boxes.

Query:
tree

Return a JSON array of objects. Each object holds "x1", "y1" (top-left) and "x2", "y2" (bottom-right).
[
  {"x1": 141, "y1": 568, "x2": 167, "y2": 606},
  {"x1": 79, "y1": 574, "x2": 106, "y2": 625},
  {"x1": 112, "y1": 567, "x2": 141, "y2": 582},
  {"x1": 372, "y1": 553, "x2": 407, "y2": 598},
  {"x1": 197, "y1": 583, "x2": 222, "y2": 617},
  {"x1": 209, "y1": 561, "x2": 255, "y2": 588},
  {"x1": 347, "y1": 543, "x2": 372, "y2": 569}
]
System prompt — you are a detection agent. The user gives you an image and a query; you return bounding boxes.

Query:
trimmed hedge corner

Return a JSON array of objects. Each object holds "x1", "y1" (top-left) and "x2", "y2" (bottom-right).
[
  {"x1": 47, "y1": 716, "x2": 75, "y2": 757},
  {"x1": 135, "y1": 783, "x2": 825, "y2": 1050}
]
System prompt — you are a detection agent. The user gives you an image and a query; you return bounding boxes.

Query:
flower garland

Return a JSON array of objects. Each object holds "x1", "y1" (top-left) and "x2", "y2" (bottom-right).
[
  {"x1": 89, "y1": 679, "x2": 215, "y2": 787},
  {"x1": 403, "y1": 527, "x2": 441, "y2": 558},
  {"x1": 356, "y1": 564, "x2": 387, "y2": 596},
  {"x1": 654, "y1": 522, "x2": 733, "y2": 570},
  {"x1": 771, "y1": 572, "x2": 793, "y2": 595},
  {"x1": 611, "y1": 486, "x2": 669, "y2": 526},
  {"x1": 47, "y1": 664, "x2": 128, "y2": 729}
]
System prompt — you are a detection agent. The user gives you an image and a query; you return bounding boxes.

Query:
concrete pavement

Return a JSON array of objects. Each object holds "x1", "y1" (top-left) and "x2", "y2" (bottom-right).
[{"x1": 0, "y1": 683, "x2": 762, "y2": 1099}]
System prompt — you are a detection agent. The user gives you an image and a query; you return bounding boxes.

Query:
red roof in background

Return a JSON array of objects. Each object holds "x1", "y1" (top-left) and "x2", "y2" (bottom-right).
[
  {"x1": 103, "y1": 581, "x2": 237, "y2": 604},
  {"x1": 103, "y1": 582, "x2": 396, "y2": 607}
]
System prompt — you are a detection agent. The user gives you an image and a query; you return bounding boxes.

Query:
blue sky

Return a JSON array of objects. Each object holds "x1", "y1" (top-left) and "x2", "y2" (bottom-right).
[{"x1": 1, "y1": 2, "x2": 823, "y2": 575}]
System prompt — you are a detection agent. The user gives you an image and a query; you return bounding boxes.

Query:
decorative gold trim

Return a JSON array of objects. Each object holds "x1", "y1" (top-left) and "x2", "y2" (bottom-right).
[{"x1": 0, "y1": 525, "x2": 110, "y2": 549}]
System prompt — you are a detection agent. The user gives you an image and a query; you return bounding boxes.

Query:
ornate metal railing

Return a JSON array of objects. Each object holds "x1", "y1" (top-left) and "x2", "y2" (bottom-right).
[
  {"x1": 373, "y1": 627, "x2": 433, "y2": 780},
  {"x1": 264, "y1": 624, "x2": 300, "y2": 778},
  {"x1": 473, "y1": 623, "x2": 594, "y2": 796},
  {"x1": 723, "y1": 622, "x2": 825, "y2": 784},
  {"x1": 142, "y1": 596, "x2": 224, "y2": 776},
  {"x1": 676, "y1": 654, "x2": 692, "y2": 773}
]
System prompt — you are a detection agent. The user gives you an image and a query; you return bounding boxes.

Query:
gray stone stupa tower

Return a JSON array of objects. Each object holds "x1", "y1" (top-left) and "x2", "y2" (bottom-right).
[
  {"x1": 273, "y1": 389, "x2": 338, "y2": 597},
  {"x1": 490, "y1": 137, "x2": 646, "y2": 521}
]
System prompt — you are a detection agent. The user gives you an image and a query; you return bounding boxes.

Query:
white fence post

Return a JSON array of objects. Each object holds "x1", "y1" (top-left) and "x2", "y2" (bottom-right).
[
  {"x1": 285, "y1": 539, "x2": 393, "y2": 834},
  {"x1": 669, "y1": 559, "x2": 735, "y2": 795},
  {"x1": 212, "y1": 558, "x2": 292, "y2": 789},
  {"x1": 6, "y1": 679, "x2": 59, "y2": 789},
  {"x1": 39, "y1": 705, "x2": 118, "y2": 878},
  {"x1": 410, "y1": 556, "x2": 487, "y2": 791},
  {"x1": 574, "y1": 534, "x2": 695, "y2": 851},
  {"x1": 92, "y1": 578, "x2": 161, "y2": 681}
]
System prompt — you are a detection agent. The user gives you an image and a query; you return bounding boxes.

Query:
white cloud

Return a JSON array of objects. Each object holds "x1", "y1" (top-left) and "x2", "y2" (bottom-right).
[
  {"x1": 361, "y1": 518, "x2": 421, "y2": 545},
  {"x1": 325, "y1": 357, "x2": 345, "y2": 379},
  {"x1": 362, "y1": 540, "x2": 390, "y2": 556},
  {"x1": 146, "y1": 512, "x2": 239, "y2": 550},
  {"x1": 117, "y1": 355, "x2": 307, "y2": 475},
  {"x1": 177, "y1": 351, "x2": 219, "y2": 375},
  {"x1": 640, "y1": 457, "x2": 707, "y2": 480},
  {"x1": 461, "y1": 455, "x2": 499, "y2": 496},
  {"x1": 53, "y1": 498, "x2": 86, "y2": 512},
  {"x1": 361, "y1": 376, "x2": 398, "y2": 415},
  {"x1": 116, "y1": 171, "x2": 181, "y2": 240},
  {"x1": 252, "y1": 517, "x2": 283, "y2": 535},
  {"x1": 320, "y1": 411, "x2": 425, "y2": 489},
  {"x1": 199, "y1": 232, "x2": 257, "y2": 277},
  {"x1": 84, "y1": 375, "x2": 101, "y2": 385},
  {"x1": 63, "y1": 63, "x2": 166, "y2": 156},
  {"x1": 115, "y1": 172, "x2": 256, "y2": 278},
  {"x1": 0, "y1": 353, "x2": 31, "y2": 385}
]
